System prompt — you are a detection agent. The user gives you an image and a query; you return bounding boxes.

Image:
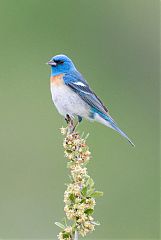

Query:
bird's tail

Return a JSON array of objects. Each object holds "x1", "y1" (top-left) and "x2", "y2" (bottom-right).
[{"x1": 95, "y1": 113, "x2": 135, "y2": 147}]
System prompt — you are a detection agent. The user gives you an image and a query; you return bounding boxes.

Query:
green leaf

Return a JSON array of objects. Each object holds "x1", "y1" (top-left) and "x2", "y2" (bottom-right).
[
  {"x1": 92, "y1": 221, "x2": 100, "y2": 226},
  {"x1": 66, "y1": 149, "x2": 72, "y2": 153},
  {"x1": 69, "y1": 193, "x2": 75, "y2": 202},
  {"x1": 81, "y1": 132, "x2": 85, "y2": 138},
  {"x1": 62, "y1": 217, "x2": 68, "y2": 227},
  {"x1": 87, "y1": 187, "x2": 95, "y2": 196},
  {"x1": 86, "y1": 177, "x2": 95, "y2": 187},
  {"x1": 63, "y1": 232, "x2": 70, "y2": 238},
  {"x1": 85, "y1": 133, "x2": 89, "y2": 140},
  {"x1": 84, "y1": 208, "x2": 94, "y2": 215},
  {"x1": 81, "y1": 186, "x2": 87, "y2": 196},
  {"x1": 90, "y1": 191, "x2": 104, "y2": 198},
  {"x1": 55, "y1": 222, "x2": 65, "y2": 229}
]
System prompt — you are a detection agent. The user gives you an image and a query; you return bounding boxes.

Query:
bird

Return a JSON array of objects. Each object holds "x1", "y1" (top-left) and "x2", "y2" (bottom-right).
[{"x1": 47, "y1": 54, "x2": 134, "y2": 146}]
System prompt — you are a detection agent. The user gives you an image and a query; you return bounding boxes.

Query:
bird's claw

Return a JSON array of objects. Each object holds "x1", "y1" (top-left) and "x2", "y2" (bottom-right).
[{"x1": 65, "y1": 115, "x2": 80, "y2": 135}]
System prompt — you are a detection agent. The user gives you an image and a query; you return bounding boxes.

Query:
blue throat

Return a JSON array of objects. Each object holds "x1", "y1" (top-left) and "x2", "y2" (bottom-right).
[
  {"x1": 50, "y1": 64, "x2": 76, "y2": 76},
  {"x1": 51, "y1": 68, "x2": 63, "y2": 76}
]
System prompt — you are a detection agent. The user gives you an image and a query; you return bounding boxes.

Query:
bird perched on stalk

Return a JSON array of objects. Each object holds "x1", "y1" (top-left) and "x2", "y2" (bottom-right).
[{"x1": 47, "y1": 54, "x2": 134, "y2": 146}]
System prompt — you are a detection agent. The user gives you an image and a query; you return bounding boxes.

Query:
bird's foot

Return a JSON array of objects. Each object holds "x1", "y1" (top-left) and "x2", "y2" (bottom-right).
[
  {"x1": 65, "y1": 114, "x2": 71, "y2": 124},
  {"x1": 65, "y1": 115, "x2": 75, "y2": 134},
  {"x1": 72, "y1": 121, "x2": 79, "y2": 132},
  {"x1": 65, "y1": 115, "x2": 82, "y2": 135}
]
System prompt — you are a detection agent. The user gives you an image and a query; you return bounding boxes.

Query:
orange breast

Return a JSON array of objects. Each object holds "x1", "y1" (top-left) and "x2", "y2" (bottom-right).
[{"x1": 50, "y1": 74, "x2": 64, "y2": 86}]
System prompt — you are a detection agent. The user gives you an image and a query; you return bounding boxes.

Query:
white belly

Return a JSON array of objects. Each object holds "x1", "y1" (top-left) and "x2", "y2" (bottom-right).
[{"x1": 50, "y1": 84, "x2": 90, "y2": 118}]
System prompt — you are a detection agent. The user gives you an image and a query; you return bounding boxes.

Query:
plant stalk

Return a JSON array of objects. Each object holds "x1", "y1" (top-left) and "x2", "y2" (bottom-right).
[{"x1": 74, "y1": 230, "x2": 78, "y2": 240}]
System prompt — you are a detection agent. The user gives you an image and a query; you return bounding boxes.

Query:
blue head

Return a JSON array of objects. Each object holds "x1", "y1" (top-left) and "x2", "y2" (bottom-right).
[{"x1": 47, "y1": 54, "x2": 76, "y2": 76}]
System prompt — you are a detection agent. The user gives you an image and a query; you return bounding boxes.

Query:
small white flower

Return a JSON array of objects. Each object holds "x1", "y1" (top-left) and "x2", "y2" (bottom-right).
[{"x1": 60, "y1": 127, "x2": 67, "y2": 135}]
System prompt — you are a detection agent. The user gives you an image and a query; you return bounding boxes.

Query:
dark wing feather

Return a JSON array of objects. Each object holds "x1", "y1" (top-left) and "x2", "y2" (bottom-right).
[{"x1": 64, "y1": 72, "x2": 108, "y2": 116}]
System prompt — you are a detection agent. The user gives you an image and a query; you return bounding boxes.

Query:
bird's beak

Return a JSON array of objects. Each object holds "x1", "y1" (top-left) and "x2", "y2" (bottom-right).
[{"x1": 47, "y1": 60, "x2": 57, "y2": 66}]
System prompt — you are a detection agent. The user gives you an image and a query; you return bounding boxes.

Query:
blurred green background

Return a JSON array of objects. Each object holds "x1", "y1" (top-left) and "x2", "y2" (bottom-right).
[{"x1": 0, "y1": 0, "x2": 160, "y2": 239}]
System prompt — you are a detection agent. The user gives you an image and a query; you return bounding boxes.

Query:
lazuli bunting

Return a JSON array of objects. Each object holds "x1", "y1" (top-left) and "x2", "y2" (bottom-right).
[{"x1": 47, "y1": 54, "x2": 134, "y2": 146}]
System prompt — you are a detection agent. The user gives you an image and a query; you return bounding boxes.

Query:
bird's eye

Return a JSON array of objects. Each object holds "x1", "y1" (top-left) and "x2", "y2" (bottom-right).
[{"x1": 54, "y1": 59, "x2": 64, "y2": 64}]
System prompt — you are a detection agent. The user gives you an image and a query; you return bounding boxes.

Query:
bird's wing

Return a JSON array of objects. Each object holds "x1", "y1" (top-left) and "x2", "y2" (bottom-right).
[{"x1": 64, "y1": 72, "x2": 109, "y2": 116}]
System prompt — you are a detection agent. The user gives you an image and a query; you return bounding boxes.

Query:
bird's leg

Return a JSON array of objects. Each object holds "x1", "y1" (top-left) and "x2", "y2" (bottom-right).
[
  {"x1": 65, "y1": 114, "x2": 74, "y2": 134},
  {"x1": 65, "y1": 114, "x2": 71, "y2": 125},
  {"x1": 72, "y1": 116, "x2": 82, "y2": 132}
]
